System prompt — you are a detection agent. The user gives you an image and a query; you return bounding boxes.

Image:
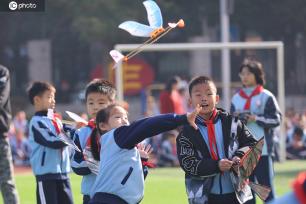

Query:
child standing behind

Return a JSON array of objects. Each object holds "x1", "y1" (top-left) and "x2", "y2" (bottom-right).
[
  {"x1": 176, "y1": 76, "x2": 258, "y2": 204},
  {"x1": 231, "y1": 59, "x2": 281, "y2": 203},
  {"x1": 71, "y1": 78, "x2": 116, "y2": 204},
  {"x1": 27, "y1": 81, "x2": 73, "y2": 204}
]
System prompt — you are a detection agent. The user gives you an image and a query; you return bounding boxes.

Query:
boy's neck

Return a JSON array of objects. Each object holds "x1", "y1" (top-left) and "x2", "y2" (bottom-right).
[
  {"x1": 200, "y1": 111, "x2": 214, "y2": 121},
  {"x1": 34, "y1": 106, "x2": 49, "y2": 113}
]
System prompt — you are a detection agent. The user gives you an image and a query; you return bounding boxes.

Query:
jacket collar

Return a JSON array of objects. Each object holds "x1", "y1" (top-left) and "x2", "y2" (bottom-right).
[{"x1": 35, "y1": 110, "x2": 48, "y2": 116}]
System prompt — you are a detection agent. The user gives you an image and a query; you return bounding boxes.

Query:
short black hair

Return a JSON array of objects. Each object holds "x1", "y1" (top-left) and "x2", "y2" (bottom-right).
[
  {"x1": 85, "y1": 78, "x2": 116, "y2": 101},
  {"x1": 239, "y1": 58, "x2": 265, "y2": 85},
  {"x1": 294, "y1": 126, "x2": 304, "y2": 137},
  {"x1": 188, "y1": 76, "x2": 216, "y2": 96},
  {"x1": 27, "y1": 81, "x2": 55, "y2": 105}
]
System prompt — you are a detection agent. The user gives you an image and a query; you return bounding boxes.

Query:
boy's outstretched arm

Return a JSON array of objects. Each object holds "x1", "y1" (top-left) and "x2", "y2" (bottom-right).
[{"x1": 115, "y1": 105, "x2": 201, "y2": 149}]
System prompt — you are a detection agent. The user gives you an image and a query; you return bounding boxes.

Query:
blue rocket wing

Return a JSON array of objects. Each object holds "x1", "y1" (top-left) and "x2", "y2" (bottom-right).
[
  {"x1": 118, "y1": 21, "x2": 154, "y2": 37},
  {"x1": 143, "y1": 0, "x2": 163, "y2": 28}
]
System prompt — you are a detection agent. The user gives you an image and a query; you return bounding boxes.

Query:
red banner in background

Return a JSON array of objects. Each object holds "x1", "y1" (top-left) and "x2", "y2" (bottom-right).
[{"x1": 109, "y1": 58, "x2": 155, "y2": 96}]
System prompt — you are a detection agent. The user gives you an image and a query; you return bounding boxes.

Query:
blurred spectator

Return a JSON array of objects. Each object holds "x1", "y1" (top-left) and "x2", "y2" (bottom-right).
[
  {"x1": 286, "y1": 126, "x2": 306, "y2": 160},
  {"x1": 142, "y1": 94, "x2": 161, "y2": 160},
  {"x1": 157, "y1": 130, "x2": 179, "y2": 167},
  {"x1": 159, "y1": 76, "x2": 185, "y2": 114},
  {"x1": 9, "y1": 129, "x2": 31, "y2": 166},
  {"x1": 13, "y1": 111, "x2": 28, "y2": 137},
  {"x1": 7, "y1": 124, "x2": 16, "y2": 139},
  {"x1": 177, "y1": 79, "x2": 190, "y2": 113},
  {"x1": 144, "y1": 95, "x2": 160, "y2": 117}
]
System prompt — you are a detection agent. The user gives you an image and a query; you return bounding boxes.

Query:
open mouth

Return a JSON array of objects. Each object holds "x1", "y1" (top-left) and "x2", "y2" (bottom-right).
[{"x1": 200, "y1": 104, "x2": 209, "y2": 108}]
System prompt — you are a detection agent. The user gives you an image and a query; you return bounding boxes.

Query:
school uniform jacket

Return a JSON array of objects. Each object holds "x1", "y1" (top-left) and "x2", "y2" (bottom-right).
[
  {"x1": 231, "y1": 87, "x2": 282, "y2": 156},
  {"x1": 176, "y1": 110, "x2": 257, "y2": 203},
  {"x1": 91, "y1": 114, "x2": 188, "y2": 204},
  {"x1": 71, "y1": 125, "x2": 97, "y2": 196},
  {"x1": 28, "y1": 111, "x2": 70, "y2": 180}
]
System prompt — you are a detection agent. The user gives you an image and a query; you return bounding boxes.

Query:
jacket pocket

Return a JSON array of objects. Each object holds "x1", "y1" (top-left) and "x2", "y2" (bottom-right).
[
  {"x1": 121, "y1": 167, "x2": 133, "y2": 185},
  {"x1": 41, "y1": 151, "x2": 46, "y2": 166}
]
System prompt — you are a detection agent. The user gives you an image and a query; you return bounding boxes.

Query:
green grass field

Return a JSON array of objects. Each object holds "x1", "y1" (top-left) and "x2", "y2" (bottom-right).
[{"x1": 2, "y1": 160, "x2": 305, "y2": 204}]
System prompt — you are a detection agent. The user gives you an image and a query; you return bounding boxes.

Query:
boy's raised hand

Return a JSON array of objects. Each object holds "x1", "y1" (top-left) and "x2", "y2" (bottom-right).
[{"x1": 187, "y1": 104, "x2": 202, "y2": 130}]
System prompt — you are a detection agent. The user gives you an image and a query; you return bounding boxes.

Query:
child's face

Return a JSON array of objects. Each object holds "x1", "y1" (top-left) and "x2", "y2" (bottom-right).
[
  {"x1": 99, "y1": 106, "x2": 129, "y2": 131},
  {"x1": 239, "y1": 67, "x2": 257, "y2": 87},
  {"x1": 189, "y1": 82, "x2": 219, "y2": 119},
  {"x1": 34, "y1": 90, "x2": 56, "y2": 111},
  {"x1": 86, "y1": 93, "x2": 114, "y2": 118}
]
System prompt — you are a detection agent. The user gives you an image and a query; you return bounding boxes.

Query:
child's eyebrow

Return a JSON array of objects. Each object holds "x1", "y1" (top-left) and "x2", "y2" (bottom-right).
[{"x1": 97, "y1": 98, "x2": 107, "y2": 101}]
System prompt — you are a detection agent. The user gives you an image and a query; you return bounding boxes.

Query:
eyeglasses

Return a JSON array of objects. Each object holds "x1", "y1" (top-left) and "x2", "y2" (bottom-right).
[{"x1": 238, "y1": 71, "x2": 253, "y2": 78}]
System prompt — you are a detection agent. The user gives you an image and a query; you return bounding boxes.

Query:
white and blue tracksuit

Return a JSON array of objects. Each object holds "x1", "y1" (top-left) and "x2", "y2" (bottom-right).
[
  {"x1": 28, "y1": 110, "x2": 73, "y2": 204},
  {"x1": 231, "y1": 87, "x2": 282, "y2": 204},
  {"x1": 90, "y1": 114, "x2": 188, "y2": 204}
]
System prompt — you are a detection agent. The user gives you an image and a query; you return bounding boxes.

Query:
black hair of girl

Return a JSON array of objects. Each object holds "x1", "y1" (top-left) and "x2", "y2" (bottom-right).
[
  {"x1": 239, "y1": 59, "x2": 266, "y2": 86},
  {"x1": 165, "y1": 76, "x2": 180, "y2": 92},
  {"x1": 90, "y1": 104, "x2": 121, "y2": 160}
]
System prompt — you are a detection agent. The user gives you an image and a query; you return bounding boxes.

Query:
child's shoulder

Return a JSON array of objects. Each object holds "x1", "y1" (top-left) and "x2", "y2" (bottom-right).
[
  {"x1": 75, "y1": 125, "x2": 93, "y2": 137},
  {"x1": 29, "y1": 115, "x2": 49, "y2": 124},
  {"x1": 217, "y1": 108, "x2": 233, "y2": 120}
]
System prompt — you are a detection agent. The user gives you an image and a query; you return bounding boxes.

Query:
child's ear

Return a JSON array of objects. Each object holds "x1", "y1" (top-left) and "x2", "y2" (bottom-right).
[
  {"x1": 215, "y1": 94, "x2": 220, "y2": 104},
  {"x1": 188, "y1": 97, "x2": 192, "y2": 106},
  {"x1": 33, "y1": 96, "x2": 40, "y2": 105},
  {"x1": 98, "y1": 122, "x2": 108, "y2": 131}
]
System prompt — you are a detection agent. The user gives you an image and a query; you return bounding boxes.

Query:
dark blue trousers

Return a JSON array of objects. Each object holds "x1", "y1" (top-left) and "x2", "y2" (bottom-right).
[
  {"x1": 89, "y1": 192, "x2": 128, "y2": 204},
  {"x1": 36, "y1": 179, "x2": 74, "y2": 204},
  {"x1": 83, "y1": 195, "x2": 90, "y2": 204},
  {"x1": 246, "y1": 155, "x2": 275, "y2": 204},
  {"x1": 208, "y1": 192, "x2": 240, "y2": 204}
]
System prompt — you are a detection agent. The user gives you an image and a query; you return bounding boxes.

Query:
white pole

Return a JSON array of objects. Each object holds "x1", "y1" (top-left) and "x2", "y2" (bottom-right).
[
  {"x1": 115, "y1": 45, "x2": 124, "y2": 101},
  {"x1": 277, "y1": 44, "x2": 286, "y2": 162},
  {"x1": 220, "y1": 0, "x2": 231, "y2": 110}
]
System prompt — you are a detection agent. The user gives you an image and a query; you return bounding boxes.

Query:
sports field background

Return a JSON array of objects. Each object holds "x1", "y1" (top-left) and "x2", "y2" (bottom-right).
[{"x1": 1, "y1": 160, "x2": 305, "y2": 204}]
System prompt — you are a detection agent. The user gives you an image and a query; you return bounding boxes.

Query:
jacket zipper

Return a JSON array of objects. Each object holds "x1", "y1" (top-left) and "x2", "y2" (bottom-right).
[
  {"x1": 41, "y1": 150, "x2": 46, "y2": 166},
  {"x1": 219, "y1": 174, "x2": 223, "y2": 194}
]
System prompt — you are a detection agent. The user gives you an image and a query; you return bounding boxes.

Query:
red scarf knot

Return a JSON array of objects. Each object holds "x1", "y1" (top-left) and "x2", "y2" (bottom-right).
[
  {"x1": 239, "y1": 85, "x2": 263, "y2": 110},
  {"x1": 88, "y1": 119, "x2": 96, "y2": 129}
]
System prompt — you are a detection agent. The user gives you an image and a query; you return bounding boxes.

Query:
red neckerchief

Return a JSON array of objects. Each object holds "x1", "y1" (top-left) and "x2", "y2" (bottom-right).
[
  {"x1": 87, "y1": 119, "x2": 96, "y2": 129},
  {"x1": 50, "y1": 113, "x2": 63, "y2": 155},
  {"x1": 239, "y1": 85, "x2": 263, "y2": 110},
  {"x1": 142, "y1": 161, "x2": 156, "y2": 168},
  {"x1": 204, "y1": 109, "x2": 219, "y2": 161},
  {"x1": 292, "y1": 172, "x2": 306, "y2": 204},
  {"x1": 51, "y1": 115, "x2": 61, "y2": 135}
]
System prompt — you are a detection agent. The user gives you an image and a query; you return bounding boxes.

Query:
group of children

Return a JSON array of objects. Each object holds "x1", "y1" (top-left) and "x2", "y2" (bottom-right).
[{"x1": 27, "y1": 58, "x2": 280, "y2": 204}]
